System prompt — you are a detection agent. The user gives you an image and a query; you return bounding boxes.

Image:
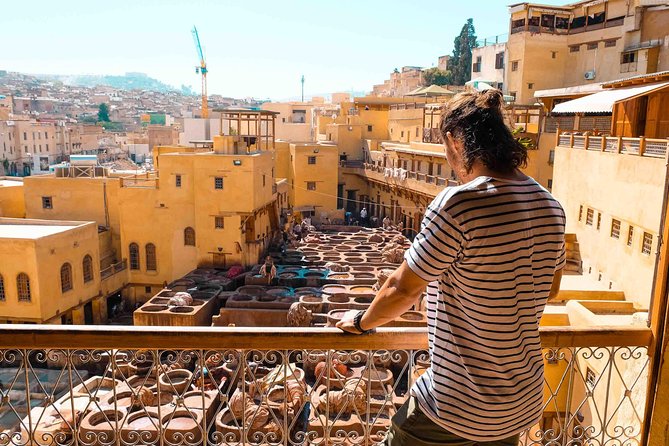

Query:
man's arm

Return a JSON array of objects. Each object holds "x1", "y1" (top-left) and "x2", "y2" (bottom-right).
[{"x1": 336, "y1": 261, "x2": 428, "y2": 333}]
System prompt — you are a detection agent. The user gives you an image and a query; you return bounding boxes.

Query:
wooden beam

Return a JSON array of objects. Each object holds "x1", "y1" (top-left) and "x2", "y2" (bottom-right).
[{"x1": 0, "y1": 325, "x2": 652, "y2": 350}]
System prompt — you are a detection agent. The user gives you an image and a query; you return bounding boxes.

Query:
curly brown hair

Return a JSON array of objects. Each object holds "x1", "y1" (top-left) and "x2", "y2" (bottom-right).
[{"x1": 439, "y1": 89, "x2": 528, "y2": 174}]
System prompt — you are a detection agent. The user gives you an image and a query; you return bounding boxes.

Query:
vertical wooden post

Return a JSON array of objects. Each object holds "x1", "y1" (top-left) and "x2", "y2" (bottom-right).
[
  {"x1": 617, "y1": 136, "x2": 623, "y2": 154},
  {"x1": 569, "y1": 133, "x2": 574, "y2": 148},
  {"x1": 639, "y1": 136, "x2": 646, "y2": 156},
  {"x1": 601, "y1": 135, "x2": 606, "y2": 152},
  {"x1": 584, "y1": 134, "x2": 590, "y2": 150}
]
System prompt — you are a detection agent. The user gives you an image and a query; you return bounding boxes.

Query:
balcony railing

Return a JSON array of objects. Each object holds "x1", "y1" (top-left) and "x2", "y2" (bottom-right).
[
  {"x1": 0, "y1": 325, "x2": 651, "y2": 446},
  {"x1": 362, "y1": 163, "x2": 458, "y2": 191},
  {"x1": 557, "y1": 132, "x2": 668, "y2": 159},
  {"x1": 100, "y1": 259, "x2": 128, "y2": 280}
]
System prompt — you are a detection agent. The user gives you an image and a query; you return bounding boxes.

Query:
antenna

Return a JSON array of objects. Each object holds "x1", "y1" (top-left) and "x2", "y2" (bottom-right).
[{"x1": 301, "y1": 75, "x2": 305, "y2": 102}]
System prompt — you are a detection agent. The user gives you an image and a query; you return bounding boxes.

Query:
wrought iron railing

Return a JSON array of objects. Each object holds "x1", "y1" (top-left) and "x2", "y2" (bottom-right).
[
  {"x1": 100, "y1": 259, "x2": 128, "y2": 280},
  {"x1": 0, "y1": 325, "x2": 651, "y2": 446}
]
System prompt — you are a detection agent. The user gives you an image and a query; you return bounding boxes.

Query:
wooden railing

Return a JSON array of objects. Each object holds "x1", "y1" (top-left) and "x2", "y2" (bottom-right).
[
  {"x1": 361, "y1": 163, "x2": 457, "y2": 190},
  {"x1": 557, "y1": 132, "x2": 669, "y2": 159},
  {"x1": 0, "y1": 325, "x2": 653, "y2": 446}
]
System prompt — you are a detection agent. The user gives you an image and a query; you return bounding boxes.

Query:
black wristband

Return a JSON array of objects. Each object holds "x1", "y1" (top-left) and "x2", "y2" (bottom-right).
[{"x1": 353, "y1": 310, "x2": 372, "y2": 334}]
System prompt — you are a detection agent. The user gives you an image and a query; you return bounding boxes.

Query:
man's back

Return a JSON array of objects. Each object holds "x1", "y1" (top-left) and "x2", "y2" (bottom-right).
[{"x1": 405, "y1": 175, "x2": 566, "y2": 442}]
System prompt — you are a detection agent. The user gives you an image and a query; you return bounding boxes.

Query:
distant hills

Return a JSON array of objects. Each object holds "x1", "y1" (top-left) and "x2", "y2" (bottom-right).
[{"x1": 33, "y1": 72, "x2": 195, "y2": 95}]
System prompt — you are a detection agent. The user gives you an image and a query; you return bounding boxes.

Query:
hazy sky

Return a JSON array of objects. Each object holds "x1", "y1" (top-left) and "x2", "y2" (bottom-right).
[{"x1": 2, "y1": 0, "x2": 566, "y2": 100}]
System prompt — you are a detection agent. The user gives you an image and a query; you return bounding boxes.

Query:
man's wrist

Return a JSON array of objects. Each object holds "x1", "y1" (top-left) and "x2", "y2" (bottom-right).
[{"x1": 353, "y1": 310, "x2": 373, "y2": 334}]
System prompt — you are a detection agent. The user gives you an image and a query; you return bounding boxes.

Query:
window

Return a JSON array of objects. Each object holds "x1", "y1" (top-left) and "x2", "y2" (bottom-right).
[
  {"x1": 307, "y1": 182, "x2": 316, "y2": 191},
  {"x1": 45, "y1": 144, "x2": 48, "y2": 152},
  {"x1": 145, "y1": 286, "x2": 152, "y2": 294},
  {"x1": 129, "y1": 243, "x2": 140, "y2": 270},
  {"x1": 401, "y1": 131, "x2": 404, "y2": 138},
  {"x1": 547, "y1": 179, "x2": 553, "y2": 189},
  {"x1": 621, "y1": 51, "x2": 637, "y2": 63},
  {"x1": 585, "y1": 208, "x2": 594, "y2": 225},
  {"x1": 184, "y1": 227, "x2": 196, "y2": 246},
  {"x1": 308, "y1": 156, "x2": 316, "y2": 165},
  {"x1": 175, "y1": 174, "x2": 182, "y2": 188},
  {"x1": 473, "y1": 56, "x2": 482, "y2": 72},
  {"x1": 367, "y1": 125, "x2": 373, "y2": 132},
  {"x1": 60, "y1": 263, "x2": 73, "y2": 293},
  {"x1": 23, "y1": 132, "x2": 27, "y2": 141},
  {"x1": 605, "y1": 39, "x2": 617, "y2": 48},
  {"x1": 569, "y1": 45, "x2": 580, "y2": 53},
  {"x1": 262, "y1": 175, "x2": 266, "y2": 187},
  {"x1": 627, "y1": 226, "x2": 634, "y2": 247},
  {"x1": 42, "y1": 196, "x2": 52, "y2": 209},
  {"x1": 17, "y1": 273, "x2": 31, "y2": 302},
  {"x1": 145, "y1": 244, "x2": 157, "y2": 271},
  {"x1": 548, "y1": 150, "x2": 555, "y2": 165},
  {"x1": 495, "y1": 52, "x2": 504, "y2": 69},
  {"x1": 551, "y1": 51, "x2": 557, "y2": 59},
  {"x1": 214, "y1": 177, "x2": 224, "y2": 190},
  {"x1": 611, "y1": 219, "x2": 621, "y2": 239},
  {"x1": 587, "y1": 42, "x2": 598, "y2": 50},
  {"x1": 82, "y1": 255, "x2": 93, "y2": 283},
  {"x1": 528, "y1": 83, "x2": 534, "y2": 90},
  {"x1": 596, "y1": 213, "x2": 602, "y2": 230},
  {"x1": 415, "y1": 127, "x2": 419, "y2": 138},
  {"x1": 215, "y1": 216, "x2": 225, "y2": 229},
  {"x1": 642, "y1": 232, "x2": 652, "y2": 255},
  {"x1": 0, "y1": 274, "x2": 4, "y2": 301},
  {"x1": 578, "y1": 205, "x2": 583, "y2": 222},
  {"x1": 511, "y1": 61, "x2": 519, "y2": 72}
]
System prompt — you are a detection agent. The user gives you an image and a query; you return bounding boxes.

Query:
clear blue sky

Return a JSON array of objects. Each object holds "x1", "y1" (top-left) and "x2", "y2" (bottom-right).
[{"x1": 1, "y1": 0, "x2": 566, "y2": 100}]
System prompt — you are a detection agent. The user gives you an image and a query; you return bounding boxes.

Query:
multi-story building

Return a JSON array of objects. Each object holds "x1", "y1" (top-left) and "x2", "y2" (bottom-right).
[
  {"x1": 470, "y1": 36, "x2": 507, "y2": 91},
  {"x1": 372, "y1": 66, "x2": 425, "y2": 97},
  {"x1": 506, "y1": 0, "x2": 669, "y2": 104},
  {"x1": 0, "y1": 217, "x2": 125, "y2": 324},
  {"x1": 261, "y1": 101, "x2": 318, "y2": 142}
]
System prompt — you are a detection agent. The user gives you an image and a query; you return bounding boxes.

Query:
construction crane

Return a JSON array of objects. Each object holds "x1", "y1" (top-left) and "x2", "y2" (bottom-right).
[{"x1": 191, "y1": 26, "x2": 208, "y2": 119}]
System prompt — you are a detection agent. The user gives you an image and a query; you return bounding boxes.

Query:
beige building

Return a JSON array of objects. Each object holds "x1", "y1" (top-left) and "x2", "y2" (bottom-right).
[
  {"x1": 470, "y1": 41, "x2": 507, "y2": 91},
  {"x1": 372, "y1": 66, "x2": 425, "y2": 97},
  {"x1": 0, "y1": 218, "x2": 119, "y2": 324},
  {"x1": 261, "y1": 102, "x2": 316, "y2": 141},
  {"x1": 507, "y1": 0, "x2": 669, "y2": 104}
]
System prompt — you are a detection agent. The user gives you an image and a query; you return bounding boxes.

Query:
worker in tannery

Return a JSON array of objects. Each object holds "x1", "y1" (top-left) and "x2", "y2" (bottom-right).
[{"x1": 338, "y1": 89, "x2": 565, "y2": 446}]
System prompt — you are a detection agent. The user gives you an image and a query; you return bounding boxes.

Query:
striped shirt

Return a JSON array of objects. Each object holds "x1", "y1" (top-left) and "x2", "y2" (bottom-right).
[{"x1": 405, "y1": 175, "x2": 566, "y2": 442}]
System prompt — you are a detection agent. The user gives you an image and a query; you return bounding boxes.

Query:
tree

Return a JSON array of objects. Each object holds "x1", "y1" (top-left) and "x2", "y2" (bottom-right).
[
  {"x1": 97, "y1": 103, "x2": 110, "y2": 122},
  {"x1": 450, "y1": 18, "x2": 477, "y2": 86},
  {"x1": 422, "y1": 68, "x2": 452, "y2": 86}
]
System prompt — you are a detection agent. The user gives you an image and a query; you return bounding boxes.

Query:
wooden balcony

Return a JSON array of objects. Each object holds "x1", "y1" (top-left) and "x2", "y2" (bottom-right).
[{"x1": 556, "y1": 132, "x2": 669, "y2": 159}]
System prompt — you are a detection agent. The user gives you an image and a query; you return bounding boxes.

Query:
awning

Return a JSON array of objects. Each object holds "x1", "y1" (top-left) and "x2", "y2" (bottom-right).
[{"x1": 551, "y1": 82, "x2": 669, "y2": 114}]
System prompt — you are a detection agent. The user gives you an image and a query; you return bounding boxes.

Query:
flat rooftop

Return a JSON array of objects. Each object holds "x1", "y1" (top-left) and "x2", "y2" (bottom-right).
[
  {"x1": 0, "y1": 224, "x2": 78, "y2": 239},
  {"x1": 0, "y1": 180, "x2": 23, "y2": 188}
]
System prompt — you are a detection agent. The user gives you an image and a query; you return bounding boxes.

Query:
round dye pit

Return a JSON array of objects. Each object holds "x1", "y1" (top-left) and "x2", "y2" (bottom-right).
[
  {"x1": 87, "y1": 410, "x2": 124, "y2": 426},
  {"x1": 322, "y1": 285, "x2": 346, "y2": 295},
  {"x1": 150, "y1": 298, "x2": 170, "y2": 305},
  {"x1": 190, "y1": 299, "x2": 204, "y2": 307},
  {"x1": 142, "y1": 305, "x2": 167, "y2": 312},
  {"x1": 237, "y1": 286, "x2": 265, "y2": 296},
  {"x1": 125, "y1": 412, "x2": 160, "y2": 430},
  {"x1": 157, "y1": 290, "x2": 176, "y2": 298},
  {"x1": 169, "y1": 306, "x2": 194, "y2": 313},
  {"x1": 279, "y1": 272, "x2": 297, "y2": 279},
  {"x1": 401, "y1": 311, "x2": 423, "y2": 321},
  {"x1": 351, "y1": 286, "x2": 374, "y2": 294}
]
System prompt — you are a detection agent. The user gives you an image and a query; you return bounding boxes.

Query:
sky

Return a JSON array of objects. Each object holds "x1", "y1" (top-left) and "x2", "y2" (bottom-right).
[{"x1": 1, "y1": 0, "x2": 567, "y2": 100}]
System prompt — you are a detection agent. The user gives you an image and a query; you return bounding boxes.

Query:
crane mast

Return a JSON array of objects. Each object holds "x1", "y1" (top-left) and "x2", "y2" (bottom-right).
[{"x1": 191, "y1": 26, "x2": 208, "y2": 119}]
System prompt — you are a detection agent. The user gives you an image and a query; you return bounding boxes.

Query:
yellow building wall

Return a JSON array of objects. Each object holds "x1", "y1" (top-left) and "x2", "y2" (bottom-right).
[
  {"x1": 0, "y1": 220, "x2": 100, "y2": 323},
  {"x1": 0, "y1": 182, "x2": 25, "y2": 218},
  {"x1": 552, "y1": 146, "x2": 664, "y2": 308},
  {"x1": 290, "y1": 143, "x2": 338, "y2": 213},
  {"x1": 388, "y1": 108, "x2": 423, "y2": 143},
  {"x1": 23, "y1": 176, "x2": 122, "y2": 262}
]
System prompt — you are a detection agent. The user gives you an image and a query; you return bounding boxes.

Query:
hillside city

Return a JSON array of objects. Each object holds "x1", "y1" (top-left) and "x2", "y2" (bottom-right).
[{"x1": 1, "y1": 0, "x2": 669, "y2": 445}]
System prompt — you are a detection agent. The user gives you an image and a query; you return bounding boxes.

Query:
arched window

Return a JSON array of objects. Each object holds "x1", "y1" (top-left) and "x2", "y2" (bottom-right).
[
  {"x1": 60, "y1": 263, "x2": 73, "y2": 293},
  {"x1": 82, "y1": 255, "x2": 94, "y2": 283},
  {"x1": 129, "y1": 243, "x2": 140, "y2": 270},
  {"x1": 0, "y1": 274, "x2": 5, "y2": 301},
  {"x1": 145, "y1": 243, "x2": 157, "y2": 271},
  {"x1": 184, "y1": 227, "x2": 196, "y2": 246},
  {"x1": 17, "y1": 273, "x2": 31, "y2": 302}
]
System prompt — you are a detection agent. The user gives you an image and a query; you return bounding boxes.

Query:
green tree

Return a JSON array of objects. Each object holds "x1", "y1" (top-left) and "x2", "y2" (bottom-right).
[
  {"x1": 97, "y1": 103, "x2": 110, "y2": 122},
  {"x1": 450, "y1": 18, "x2": 477, "y2": 86},
  {"x1": 422, "y1": 67, "x2": 452, "y2": 86}
]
